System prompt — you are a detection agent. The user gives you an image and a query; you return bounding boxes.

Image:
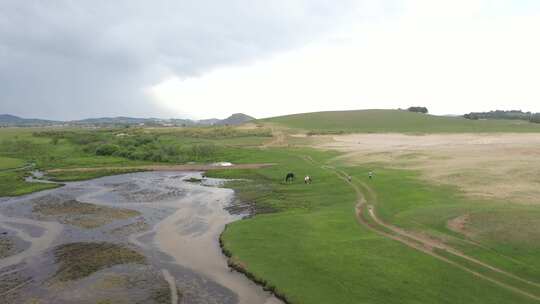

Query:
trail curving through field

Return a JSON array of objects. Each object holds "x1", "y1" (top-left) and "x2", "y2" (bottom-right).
[
  {"x1": 302, "y1": 155, "x2": 540, "y2": 301},
  {"x1": 262, "y1": 127, "x2": 286, "y2": 148}
]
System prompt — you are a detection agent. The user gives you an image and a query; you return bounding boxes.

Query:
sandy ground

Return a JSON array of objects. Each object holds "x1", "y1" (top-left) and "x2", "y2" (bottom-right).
[{"x1": 318, "y1": 133, "x2": 540, "y2": 204}]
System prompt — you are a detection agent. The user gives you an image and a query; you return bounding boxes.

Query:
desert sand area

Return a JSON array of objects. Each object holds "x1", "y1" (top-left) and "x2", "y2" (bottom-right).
[{"x1": 318, "y1": 133, "x2": 540, "y2": 205}]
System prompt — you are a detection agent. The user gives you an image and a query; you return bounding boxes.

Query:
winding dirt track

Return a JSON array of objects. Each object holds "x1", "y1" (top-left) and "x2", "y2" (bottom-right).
[
  {"x1": 262, "y1": 128, "x2": 286, "y2": 147},
  {"x1": 301, "y1": 155, "x2": 540, "y2": 301}
]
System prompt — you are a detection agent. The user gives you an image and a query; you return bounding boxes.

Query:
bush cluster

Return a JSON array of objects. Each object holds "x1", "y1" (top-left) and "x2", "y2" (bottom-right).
[
  {"x1": 463, "y1": 110, "x2": 540, "y2": 123},
  {"x1": 407, "y1": 106, "x2": 429, "y2": 114}
]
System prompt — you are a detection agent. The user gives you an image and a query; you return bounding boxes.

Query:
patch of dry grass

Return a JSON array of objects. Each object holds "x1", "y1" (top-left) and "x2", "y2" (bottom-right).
[
  {"x1": 33, "y1": 200, "x2": 140, "y2": 229},
  {"x1": 53, "y1": 242, "x2": 146, "y2": 282},
  {"x1": 321, "y1": 133, "x2": 540, "y2": 204},
  {"x1": 0, "y1": 236, "x2": 15, "y2": 258}
]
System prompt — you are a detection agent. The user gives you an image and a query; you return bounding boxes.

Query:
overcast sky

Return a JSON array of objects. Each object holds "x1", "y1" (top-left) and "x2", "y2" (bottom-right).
[{"x1": 1, "y1": 1, "x2": 540, "y2": 120}]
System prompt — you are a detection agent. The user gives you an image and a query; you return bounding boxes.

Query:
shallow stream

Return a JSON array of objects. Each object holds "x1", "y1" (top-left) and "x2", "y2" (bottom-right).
[{"x1": 0, "y1": 171, "x2": 282, "y2": 304}]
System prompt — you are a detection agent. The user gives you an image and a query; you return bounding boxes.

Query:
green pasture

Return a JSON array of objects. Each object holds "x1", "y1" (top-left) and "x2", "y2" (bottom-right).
[
  {"x1": 261, "y1": 109, "x2": 540, "y2": 133},
  {"x1": 209, "y1": 148, "x2": 538, "y2": 303},
  {"x1": 361, "y1": 167, "x2": 540, "y2": 284}
]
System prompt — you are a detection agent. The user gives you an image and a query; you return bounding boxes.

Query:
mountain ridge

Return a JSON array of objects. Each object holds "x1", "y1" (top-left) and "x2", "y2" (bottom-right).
[{"x1": 0, "y1": 113, "x2": 254, "y2": 127}]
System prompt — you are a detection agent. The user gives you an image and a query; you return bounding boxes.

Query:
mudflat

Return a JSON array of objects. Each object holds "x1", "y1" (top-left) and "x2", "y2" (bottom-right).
[{"x1": 0, "y1": 172, "x2": 281, "y2": 304}]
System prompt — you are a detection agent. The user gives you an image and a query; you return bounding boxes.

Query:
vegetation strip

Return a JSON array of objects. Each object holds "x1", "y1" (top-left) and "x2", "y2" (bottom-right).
[{"x1": 46, "y1": 163, "x2": 275, "y2": 173}]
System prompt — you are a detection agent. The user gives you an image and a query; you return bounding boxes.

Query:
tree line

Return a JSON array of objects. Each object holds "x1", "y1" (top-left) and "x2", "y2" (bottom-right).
[{"x1": 463, "y1": 110, "x2": 540, "y2": 123}]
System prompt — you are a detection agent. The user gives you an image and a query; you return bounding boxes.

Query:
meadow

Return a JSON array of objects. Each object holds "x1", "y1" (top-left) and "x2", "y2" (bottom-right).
[
  {"x1": 1, "y1": 111, "x2": 539, "y2": 303},
  {"x1": 261, "y1": 109, "x2": 540, "y2": 133},
  {"x1": 0, "y1": 126, "x2": 271, "y2": 195},
  {"x1": 209, "y1": 148, "x2": 539, "y2": 303}
]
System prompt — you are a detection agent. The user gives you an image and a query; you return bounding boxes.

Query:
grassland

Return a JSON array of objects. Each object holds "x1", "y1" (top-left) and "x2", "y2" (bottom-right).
[
  {"x1": 0, "y1": 170, "x2": 60, "y2": 196},
  {"x1": 261, "y1": 109, "x2": 540, "y2": 133},
  {"x1": 209, "y1": 148, "x2": 539, "y2": 303},
  {"x1": 360, "y1": 168, "x2": 540, "y2": 282},
  {"x1": 0, "y1": 156, "x2": 25, "y2": 170},
  {"x1": 0, "y1": 126, "x2": 271, "y2": 196},
  {"x1": 2, "y1": 111, "x2": 540, "y2": 303},
  {"x1": 47, "y1": 168, "x2": 147, "y2": 182}
]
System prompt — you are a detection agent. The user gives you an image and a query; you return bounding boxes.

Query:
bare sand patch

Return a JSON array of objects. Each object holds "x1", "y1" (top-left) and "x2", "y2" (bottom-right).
[
  {"x1": 447, "y1": 214, "x2": 474, "y2": 238},
  {"x1": 318, "y1": 133, "x2": 540, "y2": 204}
]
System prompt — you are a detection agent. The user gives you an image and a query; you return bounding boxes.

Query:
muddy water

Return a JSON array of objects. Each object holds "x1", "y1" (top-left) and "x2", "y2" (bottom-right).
[
  {"x1": 0, "y1": 171, "x2": 282, "y2": 304},
  {"x1": 0, "y1": 214, "x2": 62, "y2": 269},
  {"x1": 152, "y1": 183, "x2": 281, "y2": 304}
]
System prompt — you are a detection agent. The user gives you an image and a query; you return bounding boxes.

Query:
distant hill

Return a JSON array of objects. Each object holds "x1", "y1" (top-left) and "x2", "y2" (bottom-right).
[
  {"x1": 197, "y1": 118, "x2": 221, "y2": 125},
  {"x1": 0, "y1": 114, "x2": 59, "y2": 126},
  {"x1": 0, "y1": 113, "x2": 254, "y2": 127},
  {"x1": 71, "y1": 117, "x2": 161, "y2": 125},
  {"x1": 215, "y1": 113, "x2": 254, "y2": 126},
  {"x1": 260, "y1": 109, "x2": 540, "y2": 133}
]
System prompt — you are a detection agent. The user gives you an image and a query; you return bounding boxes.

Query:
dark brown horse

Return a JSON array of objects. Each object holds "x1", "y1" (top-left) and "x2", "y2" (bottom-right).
[{"x1": 285, "y1": 172, "x2": 295, "y2": 183}]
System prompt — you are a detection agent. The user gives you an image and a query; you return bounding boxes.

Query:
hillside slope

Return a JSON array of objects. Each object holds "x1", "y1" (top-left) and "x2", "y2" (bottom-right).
[
  {"x1": 216, "y1": 113, "x2": 255, "y2": 126},
  {"x1": 261, "y1": 109, "x2": 540, "y2": 133},
  {"x1": 0, "y1": 114, "x2": 58, "y2": 126}
]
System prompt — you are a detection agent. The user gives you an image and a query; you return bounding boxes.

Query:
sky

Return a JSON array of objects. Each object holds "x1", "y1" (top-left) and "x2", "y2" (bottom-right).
[{"x1": 1, "y1": 1, "x2": 540, "y2": 120}]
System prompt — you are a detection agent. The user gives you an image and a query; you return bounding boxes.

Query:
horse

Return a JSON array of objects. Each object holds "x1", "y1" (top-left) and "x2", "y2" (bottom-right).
[{"x1": 285, "y1": 172, "x2": 295, "y2": 183}]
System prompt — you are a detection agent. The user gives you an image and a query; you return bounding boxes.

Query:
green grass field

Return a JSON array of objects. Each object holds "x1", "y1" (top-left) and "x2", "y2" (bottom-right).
[
  {"x1": 0, "y1": 127, "x2": 271, "y2": 196},
  {"x1": 261, "y1": 109, "x2": 540, "y2": 133},
  {"x1": 0, "y1": 156, "x2": 25, "y2": 170},
  {"x1": 209, "y1": 148, "x2": 539, "y2": 303},
  {"x1": 362, "y1": 168, "x2": 540, "y2": 284},
  {"x1": 0, "y1": 171, "x2": 59, "y2": 196}
]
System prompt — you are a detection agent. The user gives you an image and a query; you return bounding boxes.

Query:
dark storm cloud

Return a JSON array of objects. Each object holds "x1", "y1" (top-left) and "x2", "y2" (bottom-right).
[{"x1": 0, "y1": 0, "x2": 358, "y2": 120}]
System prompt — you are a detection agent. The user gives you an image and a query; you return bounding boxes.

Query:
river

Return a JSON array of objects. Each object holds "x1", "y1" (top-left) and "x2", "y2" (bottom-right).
[{"x1": 0, "y1": 171, "x2": 283, "y2": 304}]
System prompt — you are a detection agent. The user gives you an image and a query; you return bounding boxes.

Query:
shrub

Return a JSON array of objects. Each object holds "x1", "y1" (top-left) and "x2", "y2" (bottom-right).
[
  {"x1": 190, "y1": 144, "x2": 217, "y2": 159},
  {"x1": 95, "y1": 144, "x2": 120, "y2": 156},
  {"x1": 407, "y1": 106, "x2": 429, "y2": 114}
]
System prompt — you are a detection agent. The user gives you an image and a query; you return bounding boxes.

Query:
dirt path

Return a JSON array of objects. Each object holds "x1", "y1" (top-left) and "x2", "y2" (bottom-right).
[
  {"x1": 304, "y1": 156, "x2": 540, "y2": 301},
  {"x1": 341, "y1": 171, "x2": 540, "y2": 300},
  {"x1": 46, "y1": 163, "x2": 275, "y2": 173},
  {"x1": 262, "y1": 128, "x2": 286, "y2": 147}
]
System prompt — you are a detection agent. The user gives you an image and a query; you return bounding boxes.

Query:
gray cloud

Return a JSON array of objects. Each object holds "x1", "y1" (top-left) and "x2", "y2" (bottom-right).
[{"x1": 0, "y1": 0, "x2": 359, "y2": 120}]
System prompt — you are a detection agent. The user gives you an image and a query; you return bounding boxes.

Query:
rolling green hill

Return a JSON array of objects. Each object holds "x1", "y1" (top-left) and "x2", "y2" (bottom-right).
[{"x1": 261, "y1": 109, "x2": 540, "y2": 133}]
